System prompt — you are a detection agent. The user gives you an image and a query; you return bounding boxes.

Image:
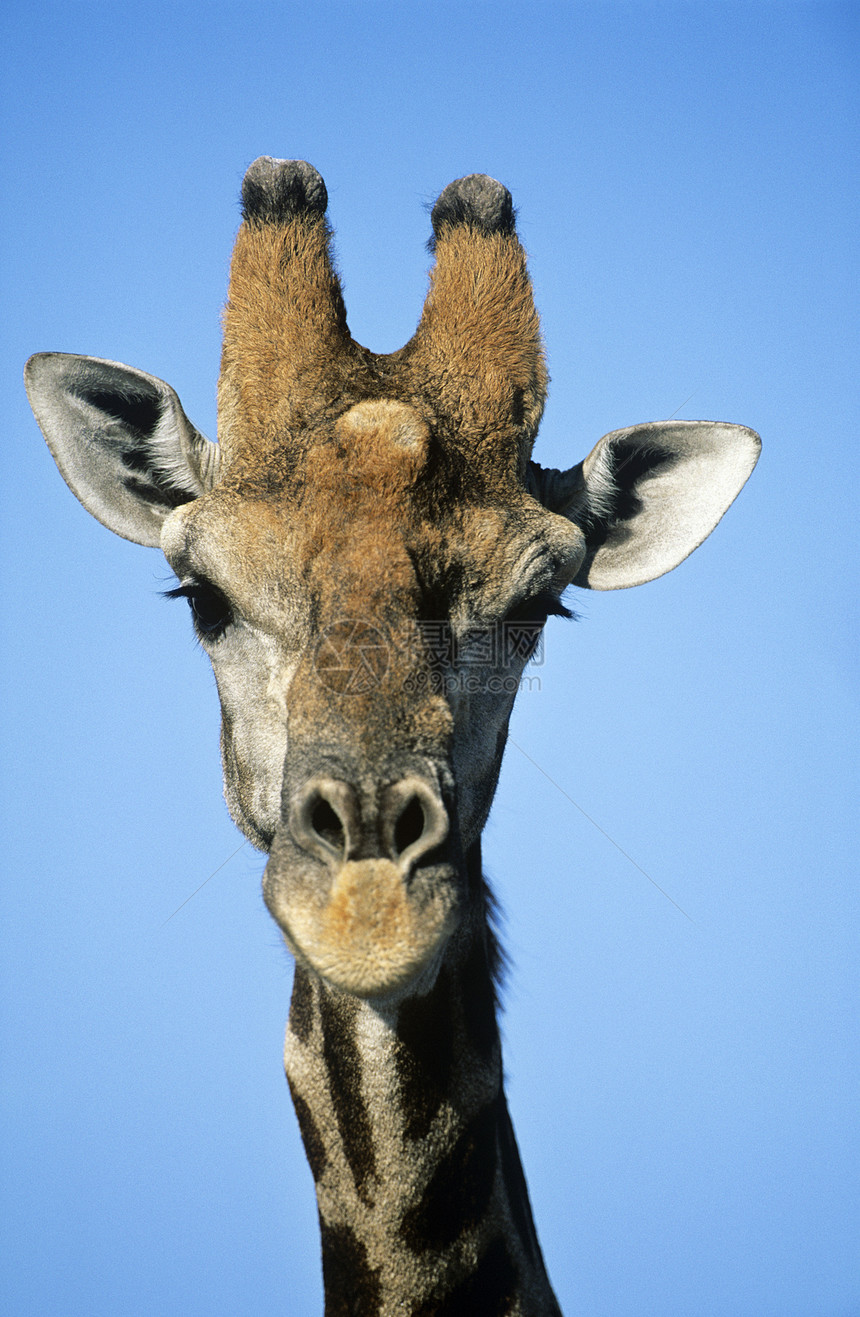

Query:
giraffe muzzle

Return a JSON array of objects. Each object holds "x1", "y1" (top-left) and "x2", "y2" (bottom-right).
[{"x1": 262, "y1": 765, "x2": 460, "y2": 997}]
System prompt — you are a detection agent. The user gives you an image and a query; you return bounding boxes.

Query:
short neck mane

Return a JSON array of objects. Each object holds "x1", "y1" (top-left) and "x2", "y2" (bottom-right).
[{"x1": 284, "y1": 844, "x2": 560, "y2": 1316}]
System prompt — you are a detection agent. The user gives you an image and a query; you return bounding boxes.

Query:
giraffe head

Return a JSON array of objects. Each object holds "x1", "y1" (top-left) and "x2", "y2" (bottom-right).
[{"x1": 25, "y1": 159, "x2": 759, "y2": 999}]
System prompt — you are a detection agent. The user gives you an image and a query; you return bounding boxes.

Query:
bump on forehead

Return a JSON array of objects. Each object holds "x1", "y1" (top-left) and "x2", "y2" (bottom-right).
[{"x1": 334, "y1": 401, "x2": 429, "y2": 480}]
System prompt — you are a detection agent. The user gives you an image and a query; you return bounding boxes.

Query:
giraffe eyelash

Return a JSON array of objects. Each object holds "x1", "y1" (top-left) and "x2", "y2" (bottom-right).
[
  {"x1": 504, "y1": 589, "x2": 575, "y2": 626},
  {"x1": 164, "y1": 579, "x2": 233, "y2": 640}
]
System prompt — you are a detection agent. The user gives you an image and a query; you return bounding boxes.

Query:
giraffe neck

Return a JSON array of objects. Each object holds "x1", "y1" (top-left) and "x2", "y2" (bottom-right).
[{"x1": 284, "y1": 849, "x2": 561, "y2": 1316}]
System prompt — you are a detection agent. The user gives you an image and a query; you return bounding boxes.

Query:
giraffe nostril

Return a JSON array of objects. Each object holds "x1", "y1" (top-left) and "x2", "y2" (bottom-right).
[
  {"x1": 383, "y1": 778, "x2": 449, "y2": 870},
  {"x1": 290, "y1": 778, "x2": 358, "y2": 865},
  {"x1": 289, "y1": 774, "x2": 447, "y2": 869},
  {"x1": 393, "y1": 796, "x2": 426, "y2": 859},
  {"x1": 310, "y1": 797, "x2": 347, "y2": 858}
]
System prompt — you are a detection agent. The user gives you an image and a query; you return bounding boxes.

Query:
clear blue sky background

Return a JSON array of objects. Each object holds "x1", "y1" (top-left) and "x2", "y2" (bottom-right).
[{"x1": 1, "y1": 4, "x2": 856, "y2": 1315}]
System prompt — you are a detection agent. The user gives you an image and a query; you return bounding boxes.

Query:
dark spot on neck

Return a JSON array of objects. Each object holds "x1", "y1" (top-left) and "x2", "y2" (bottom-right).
[
  {"x1": 288, "y1": 1082, "x2": 327, "y2": 1183},
  {"x1": 319, "y1": 990, "x2": 377, "y2": 1205},
  {"x1": 400, "y1": 1093, "x2": 501, "y2": 1252},
  {"x1": 412, "y1": 1235, "x2": 518, "y2": 1317},
  {"x1": 395, "y1": 966, "x2": 455, "y2": 1141},
  {"x1": 289, "y1": 965, "x2": 316, "y2": 1044},
  {"x1": 319, "y1": 1219, "x2": 382, "y2": 1317}
]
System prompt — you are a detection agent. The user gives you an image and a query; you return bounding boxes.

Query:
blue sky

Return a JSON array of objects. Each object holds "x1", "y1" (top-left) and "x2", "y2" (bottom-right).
[{"x1": 1, "y1": 3, "x2": 857, "y2": 1314}]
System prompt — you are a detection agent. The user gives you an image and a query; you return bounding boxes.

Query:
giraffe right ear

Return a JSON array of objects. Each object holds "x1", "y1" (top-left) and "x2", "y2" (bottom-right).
[
  {"x1": 25, "y1": 353, "x2": 221, "y2": 548},
  {"x1": 528, "y1": 420, "x2": 760, "y2": 589}
]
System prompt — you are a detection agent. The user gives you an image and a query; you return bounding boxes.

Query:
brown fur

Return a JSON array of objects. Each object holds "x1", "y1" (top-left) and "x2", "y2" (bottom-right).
[
  {"x1": 218, "y1": 207, "x2": 546, "y2": 491},
  {"x1": 207, "y1": 201, "x2": 562, "y2": 791}
]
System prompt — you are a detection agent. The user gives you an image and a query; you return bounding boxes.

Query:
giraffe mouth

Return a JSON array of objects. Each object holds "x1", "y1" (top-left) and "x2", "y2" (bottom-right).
[{"x1": 263, "y1": 852, "x2": 460, "y2": 997}]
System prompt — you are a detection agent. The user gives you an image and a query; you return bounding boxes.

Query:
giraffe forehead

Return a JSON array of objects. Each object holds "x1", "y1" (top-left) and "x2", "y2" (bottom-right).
[
  {"x1": 168, "y1": 487, "x2": 568, "y2": 625},
  {"x1": 164, "y1": 430, "x2": 571, "y2": 626}
]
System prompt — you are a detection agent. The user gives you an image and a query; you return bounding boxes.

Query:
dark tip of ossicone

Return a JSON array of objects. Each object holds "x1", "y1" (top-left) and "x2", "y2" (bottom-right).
[
  {"x1": 430, "y1": 174, "x2": 515, "y2": 245},
  {"x1": 241, "y1": 157, "x2": 328, "y2": 224}
]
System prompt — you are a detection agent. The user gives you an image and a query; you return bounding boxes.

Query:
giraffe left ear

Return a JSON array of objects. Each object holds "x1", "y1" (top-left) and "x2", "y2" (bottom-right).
[
  {"x1": 25, "y1": 352, "x2": 221, "y2": 548},
  {"x1": 528, "y1": 420, "x2": 761, "y2": 590}
]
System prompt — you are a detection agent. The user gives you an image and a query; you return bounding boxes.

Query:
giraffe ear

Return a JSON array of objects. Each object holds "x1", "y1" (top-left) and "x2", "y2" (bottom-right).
[
  {"x1": 25, "y1": 353, "x2": 221, "y2": 548},
  {"x1": 528, "y1": 420, "x2": 761, "y2": 590}
]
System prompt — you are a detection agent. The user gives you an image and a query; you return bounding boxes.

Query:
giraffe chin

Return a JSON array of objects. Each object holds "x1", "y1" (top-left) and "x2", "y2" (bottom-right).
[{"x1": 266, "y1": 857, "x2": 460, "y2": 998}]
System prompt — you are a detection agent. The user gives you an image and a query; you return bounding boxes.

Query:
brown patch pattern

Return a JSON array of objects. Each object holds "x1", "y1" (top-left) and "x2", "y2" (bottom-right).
[
  {"x1": 411, "y1": 1236, "x2": 518, "y2": 1317},
  {"x1": 319, "y1": 990, "x2": 377, "y2": 1205},
  {"x1": 395, "y1": 966, "x2": 456, "y2": 1142},
  {"x1": 400, "y1": 1094, "x2": 501, "y2": 1253},
  {"x1": 288, "y1": 1083, "x2": 327, "y2": 1184},
  {"x1": 320, "y1": 1219, "x2": 382, "y2": 1317},
  {"x1": 289, "y1": 964, "x2": 315, "y2": 1044}
]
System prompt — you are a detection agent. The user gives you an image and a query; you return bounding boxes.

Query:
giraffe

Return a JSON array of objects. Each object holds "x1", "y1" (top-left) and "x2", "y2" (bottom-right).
[{"x1": 25, "y1": 158, "x2": 760, "y2": 1315}]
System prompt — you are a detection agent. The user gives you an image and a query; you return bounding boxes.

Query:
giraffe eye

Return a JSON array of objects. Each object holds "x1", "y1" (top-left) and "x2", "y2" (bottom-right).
[
  {"x1": 164, "y1": 579, "x2": 232, "y2": 640},
  {"x1": 505, "y1": 589, "x2": 573, "y2": 626},
  {"x1": 502, "y1": 589, "x2": 574, "y2": 661}
]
